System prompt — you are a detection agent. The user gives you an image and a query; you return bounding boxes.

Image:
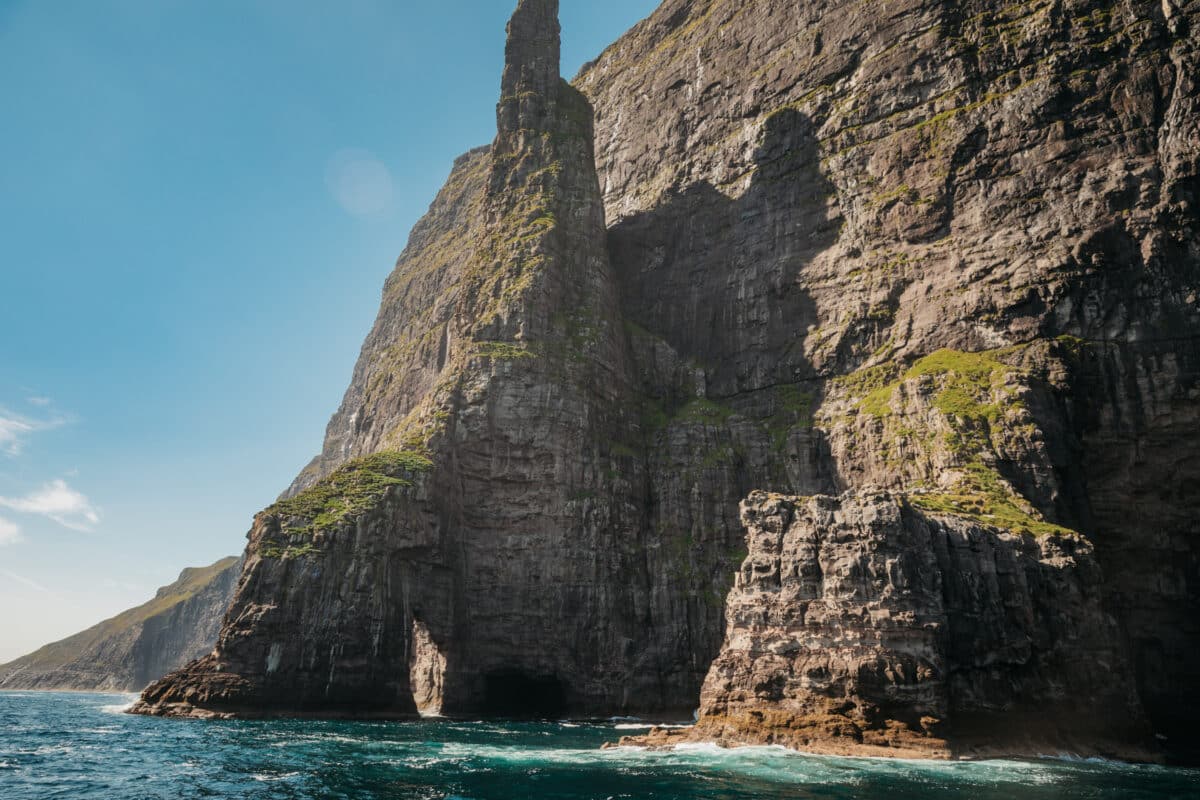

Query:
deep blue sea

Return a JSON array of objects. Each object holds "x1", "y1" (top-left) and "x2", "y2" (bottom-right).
[{"x1": 2, "y1": 693, "x2": 1199, "y2": 799}]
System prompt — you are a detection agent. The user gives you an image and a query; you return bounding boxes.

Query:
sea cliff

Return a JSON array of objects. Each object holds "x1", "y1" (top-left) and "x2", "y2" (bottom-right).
[{"x1": 133, "y1": 0, "x2": 1199, "y2": 763}]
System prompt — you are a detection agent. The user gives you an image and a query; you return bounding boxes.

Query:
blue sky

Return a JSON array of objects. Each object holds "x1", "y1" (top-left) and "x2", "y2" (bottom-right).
[{"x1": 0, "y1": 0, "x2": 659, "y2": 663}]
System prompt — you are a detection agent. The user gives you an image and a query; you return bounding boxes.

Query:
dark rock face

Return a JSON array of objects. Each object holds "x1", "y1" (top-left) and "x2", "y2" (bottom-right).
[
  {"x1": 0, "y1": 557, "x2": 240, "y2": 692},
  {"x1": 621, "y1": 493, "x2": 1153, "y2": 760},
  {"x1": 577, "y1": 0, "x2": 1200, "y2": 760},
  {"x1": 135, "y1": 0, "x2": 1199, "y2": 761},
  {"x1": 137, "y1": 0, "x2": 723, "y2": 720}
]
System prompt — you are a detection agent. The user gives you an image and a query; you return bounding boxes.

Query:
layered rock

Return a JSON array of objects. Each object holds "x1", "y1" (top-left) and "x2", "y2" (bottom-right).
[
  {"x1": 135, "y1": 0, "x2": 734, "y2": 720},
  {"x1": 0, "y1": 557, "x2": 240, "y2": 692},
  {"x1": 133, "y1": 0, "x2": 1199, "y2": 760},
  {"x1": 621, "y1": 493, "x2": 1153, "y2": 760},
  {"x1": 576, "y1": 0, "x2": 1199, "y2": 759}
]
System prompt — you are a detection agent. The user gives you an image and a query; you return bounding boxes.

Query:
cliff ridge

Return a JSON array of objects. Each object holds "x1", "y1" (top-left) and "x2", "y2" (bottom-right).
[{"x1": 0, "y1": 557, "x2": 240, "y2": 693}]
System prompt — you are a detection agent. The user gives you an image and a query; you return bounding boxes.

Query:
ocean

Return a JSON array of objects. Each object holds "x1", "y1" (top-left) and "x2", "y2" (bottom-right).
[{"x1": 1, "y1": 692, "x2": 1197, "y2": 799}]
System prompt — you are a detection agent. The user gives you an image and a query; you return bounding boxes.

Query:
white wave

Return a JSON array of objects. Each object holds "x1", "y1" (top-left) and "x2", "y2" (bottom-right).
[
  {"x1": 31, "y1": 745, "x2": 76, "y2": 756},
  {"x1": 252, "y1": 771, "x2": 301, "y2": 783},
  {"x1": 612, "y1": 723, "x2": 691, "y2": 730},
  {"x1": 412, "y1": 739, "x2": 1083, "y2": 789},
  {"x1": 1037, "y1": 752, "x2": 1135, "y2": 766},
  {"x1": 97, "y1": 694, "x2": 138, "y2": 714}
]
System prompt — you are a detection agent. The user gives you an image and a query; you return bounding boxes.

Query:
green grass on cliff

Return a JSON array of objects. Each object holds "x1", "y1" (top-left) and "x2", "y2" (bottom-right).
[
  {"x1": 472, "y1": 341, "x2": 537, "y2": 361},
  {"x1": 267, "y1": 450, "x2": 433, "y2": 536},
  {"x1": 836, "y1": 347, "x2": 1076, "y2": 538},
  {"x1": 766, "y1": 385, "x2": 815, "y2": 451},
  {"x1": 911, "y1": 461, "x2": 1077, "y2": 538},
  {"x1": 855, "y1": 348, "x2": 1023, "y2": 420},
  {"x1": 674, "y1": 398, "x2": 734, "y2": 425}
]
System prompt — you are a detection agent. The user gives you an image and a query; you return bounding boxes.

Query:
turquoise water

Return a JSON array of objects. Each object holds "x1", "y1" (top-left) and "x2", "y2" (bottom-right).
[{"x1": 2, "y1": 693, "x2": 1198, "y2": 799}]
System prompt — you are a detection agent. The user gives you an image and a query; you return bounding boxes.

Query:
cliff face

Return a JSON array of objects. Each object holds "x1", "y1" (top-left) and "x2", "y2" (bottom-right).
[
  {"x1": 577, "y1": 0, "x2": 1199, "y2": 759},
  {"x1": 623, "y1": 493, "x2": 1152, "y2": 760},
  {"x1": 134, "y1": 0, "x2": 1198, "y2": 760},
  {"x1": 0, "y1": 557, "x2": 240, "y2": 692},
  {"x1": 136, "y1": 0, "x2": 728, "y2": 720}
]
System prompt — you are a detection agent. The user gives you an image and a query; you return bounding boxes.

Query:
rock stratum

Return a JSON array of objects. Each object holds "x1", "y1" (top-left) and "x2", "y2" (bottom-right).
[
  {"x1": 0, "y1": 557, "x2": 240, "y2": 692},
  {"x1": 133, "y1": 0, "x2": 1198, "y2": 763},
  {"x1": 618, "y1": 493, "x2": 1152, "y2": 760}
]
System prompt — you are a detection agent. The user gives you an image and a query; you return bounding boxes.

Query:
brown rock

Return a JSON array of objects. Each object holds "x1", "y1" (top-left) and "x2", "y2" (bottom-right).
[{"x1": 620, "y1": 492, "x2": 1158, "y2": 762}]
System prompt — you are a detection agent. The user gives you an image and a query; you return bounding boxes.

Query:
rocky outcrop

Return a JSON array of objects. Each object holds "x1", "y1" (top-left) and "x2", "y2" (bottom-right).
[
  {"x1": 135, "y1": 0, "x2": 720, "y2": 720},
  {"x1": 133, "y1": 0, "x2": 1199, "y2": 761},
  {"x1": 620, "y1": 493, "x2": 1154, "y2": 760},
  {"x1": 576, "y1": 0, "x2": 1200, "y2": 761},
  {"x1": 0, "y1": 557, "x2": 240, "y2": 692}
]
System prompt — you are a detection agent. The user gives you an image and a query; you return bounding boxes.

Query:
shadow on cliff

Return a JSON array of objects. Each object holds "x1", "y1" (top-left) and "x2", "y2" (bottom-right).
[
  {"x1": 608, "y1": 107, "x2": 841, "y2": 402},
  {"x1": 394, "y1": 111, "x2": 849, "y2": 722},
  {"x1": 594, "y1": 109, "x2": 845, "y2": 716}
]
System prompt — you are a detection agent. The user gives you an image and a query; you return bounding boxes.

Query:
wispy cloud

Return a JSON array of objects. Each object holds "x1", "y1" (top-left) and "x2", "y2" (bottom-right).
[
  {"x1": 0, "y1": 568, "x2": 54, "y2": 596},
  {"x1": 0, "y1": 407, "x2": 65, "y2": 456},
  {"x1": 0, "y1": 414, "x2": 36, "y2": 455},
  {"x1": 0, "y1": 517, "x2": 20, "y2": 546},
  {"x1": 0, "y1": 480, "x2": 100, "y2": 532}
]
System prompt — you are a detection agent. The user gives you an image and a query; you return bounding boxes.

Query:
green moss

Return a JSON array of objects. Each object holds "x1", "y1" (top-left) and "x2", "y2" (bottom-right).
[
  {"x1": 267, "y1": 450, "x2": 433, "y2": 535},
  {"x1": 260, "y1": 542, "x2": 322, "y2": 560},
  {"x1": 849, "y1": 348, "x2": 1023, "y2": 420},
  {"x1": 859, "y1": 387, "x2": 894, "y2": 417},
  {"x1": 638, "y1": 397, "x2": 670, "y2": 434},
  {"x1": 699, "y1": 445, "x2": 739, "y2": 469},
  {"x1": 611, "y1": 442, "x2": 639, "y2": 459},
  {"x1": 871, "y1": 183, "x2": 917, "y2": 207},
  {"x1": 472, "y1": 341, "x2": 537, "y2": 361},
  {"x1": 765, "y1": 385, "x2": 815, "y2": 451},
  {"x1": 1056, "y1": 334, "x2": 1088, "y2": 359},
  {"x1": 833, "y1": 362, "x2": 897, "y2": 396},
  {"x1": 911, "y1": 461, "x2": 1077, "y2": 538},
  {"x1": 675, "y1": 398, "x2": 734, "y2": 425},
  {"x1": 623, "y1": 319, "x2": 653, "y2": 340}
]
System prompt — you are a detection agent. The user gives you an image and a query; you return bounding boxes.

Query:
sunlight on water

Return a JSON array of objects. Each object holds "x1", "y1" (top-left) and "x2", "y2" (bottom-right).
[{"x1": 0, "y1": 692, "x2": 1196, "y2": 799}]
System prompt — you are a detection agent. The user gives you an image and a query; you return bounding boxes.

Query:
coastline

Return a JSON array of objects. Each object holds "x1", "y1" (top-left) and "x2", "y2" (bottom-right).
[
  {"x1": 0, "y1": 688, "x2": 141, "y2": 696},
  {"x1": 611, "y1": 724, "x2": 1167, "y2": 766},
  {"x1": 118, "y1": 692, "x2": 1167, "y2": 766},
  {"x1": 0, "y1": 689, "x2": 1176, "y2": 767}
]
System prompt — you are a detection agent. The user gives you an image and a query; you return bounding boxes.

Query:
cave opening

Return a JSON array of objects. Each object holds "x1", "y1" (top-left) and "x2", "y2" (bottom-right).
[{"x1": 481, "y1": 671, "x2": 568, "y2": 719}]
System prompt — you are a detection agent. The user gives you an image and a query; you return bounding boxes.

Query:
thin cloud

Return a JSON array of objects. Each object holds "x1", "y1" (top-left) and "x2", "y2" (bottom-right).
[
  {"x1": 0, "y1": 480, "x2": 100, "y2": 532},
  {"x1": 0, "y1": 517, "x2": 20, "y2": 546},
  {"x1": 0, "y1": 569, "x2": 55, "y2": 596},
  {"x1": 0, "y1": 407, "x2": 66, "y2": 456},
  {"x1": 0, "y1": 414, "x2": 36, "y2": 455}
]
